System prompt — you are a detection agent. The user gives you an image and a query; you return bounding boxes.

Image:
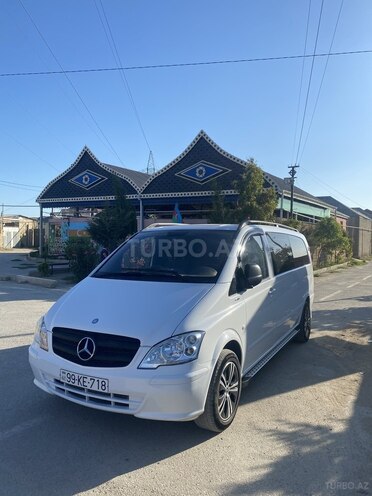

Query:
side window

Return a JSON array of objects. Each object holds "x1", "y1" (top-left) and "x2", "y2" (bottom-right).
[
  {"x1": 289, "y1": 235, "x2": 310, "y2": 268},
  {"x1": 266, "y1": 232, "x2": 294, "y2": 275},
  {"x1": 240, "y1": 235, "x2": 269, "y2": 279}
]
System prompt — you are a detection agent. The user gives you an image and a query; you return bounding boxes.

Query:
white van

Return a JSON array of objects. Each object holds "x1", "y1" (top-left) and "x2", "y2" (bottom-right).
[{"x1": 29, "y1": 221, "x2": 314, "y2": 432}]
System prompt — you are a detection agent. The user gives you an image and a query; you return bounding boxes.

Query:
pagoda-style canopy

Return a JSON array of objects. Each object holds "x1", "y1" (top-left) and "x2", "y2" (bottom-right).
[
  {"x1": 37, "y1": 131, "x2": 333, "y2": 250},
  {"x1": 37, "y1": 146, "x2": 149, "y2": 208}
]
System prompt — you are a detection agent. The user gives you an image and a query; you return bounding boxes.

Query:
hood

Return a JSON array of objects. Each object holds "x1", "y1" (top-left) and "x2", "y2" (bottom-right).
[{"x1": 46, "y1": 276, "x2": 213, "y2": 346}]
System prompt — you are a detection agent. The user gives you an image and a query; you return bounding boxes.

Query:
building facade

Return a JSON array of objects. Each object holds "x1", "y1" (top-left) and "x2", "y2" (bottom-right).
[
  {"x1": 0, "y1": 215, "x2": 38, "y2": 249},
  {"x1": 37, "y1": 131, "x2": 333, "y2": 252}
]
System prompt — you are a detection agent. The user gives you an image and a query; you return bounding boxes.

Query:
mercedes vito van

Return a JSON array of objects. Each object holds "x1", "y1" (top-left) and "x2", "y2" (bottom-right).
[{"x1": 29, "y1": 221, "x2": 314, "y2": 432}]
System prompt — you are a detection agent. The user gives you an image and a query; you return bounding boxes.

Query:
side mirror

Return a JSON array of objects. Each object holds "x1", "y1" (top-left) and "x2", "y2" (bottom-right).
[{"x1": 243, "y1": 263, "x2": 263, "y2": 288}]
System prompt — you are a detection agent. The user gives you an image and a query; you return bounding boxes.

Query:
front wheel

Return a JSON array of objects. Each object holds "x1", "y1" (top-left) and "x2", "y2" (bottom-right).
[
  {"x1": 194, "y1": 350, "x2": 242, "y2": 432},
  {"x1": 294, "y1": 301, "x2": 311, "y2": 343}
]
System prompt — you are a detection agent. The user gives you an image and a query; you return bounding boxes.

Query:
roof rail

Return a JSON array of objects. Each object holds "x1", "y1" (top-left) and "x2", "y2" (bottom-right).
[
  {"x1": 144, "y1": 222, "x2": 185, "y2": 229},
  {"x1": 237, "y1": 220, "x2": 298, "y2": 232}
]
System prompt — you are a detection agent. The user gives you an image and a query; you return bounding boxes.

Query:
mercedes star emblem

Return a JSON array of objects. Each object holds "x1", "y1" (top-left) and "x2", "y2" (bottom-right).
[{"x1": 76, "y1": 337, "x2": 96, "y2": 361}]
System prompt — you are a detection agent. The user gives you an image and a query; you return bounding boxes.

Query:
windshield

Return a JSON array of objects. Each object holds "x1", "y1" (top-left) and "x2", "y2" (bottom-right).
[{"x1": 93, "y1": 229, "x2": 236, "y2": 283}]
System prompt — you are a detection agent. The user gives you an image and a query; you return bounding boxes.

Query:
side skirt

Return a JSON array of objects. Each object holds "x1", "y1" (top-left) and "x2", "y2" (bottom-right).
[{"x1": 242, "y1": 327, "x2": 299, "y2": 386}]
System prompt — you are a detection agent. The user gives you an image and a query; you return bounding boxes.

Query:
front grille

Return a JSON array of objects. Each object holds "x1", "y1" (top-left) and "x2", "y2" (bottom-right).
[
  {"x1": 52, "y1": 327, "x2": 140, "y2": 368},
  {"x1": 53, "y1": 379, "x2": 130, "y2": 409}
]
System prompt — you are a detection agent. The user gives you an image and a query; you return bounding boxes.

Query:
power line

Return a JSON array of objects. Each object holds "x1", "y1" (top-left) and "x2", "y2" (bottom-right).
[
  {"x1": 294, "y1": 0, "x2": 325, "y2": 166},
  {"x1": 290, "y1": 1, "x2": 363, "y2": 214},
  {"x1": 3, "y1": 86, "x2": 76, "y2": 156},
  {"x1": 18, "y1": 0, "x2": 125, "y2": 167},
  {"x1": 95, "y1": 0, "x2": 152, "y2": 153},
  {"x1": 1, "y1": 129, "x2": 60, "y2": 172},
  {"x1": 0, "y1": 183, "x2": 40, "y2": 192},
  {"x1": 7, "y1": 5, "x2": 102, "y2": 155},
  {"x1": 299, "y1": 0, "x2": 345, "y2": 162},
  {"x1": 300, "y1": 166, "x2": 369, "y2": 210},
  {"x1": 291, "y1": 0, "x2": 312, "y2": 166},
  {"x1": 1, "y1": 49, "x2": 371, "y2": 79},
  {"x1": 0, "y1": 179, "x2": 42, "y2": 188},
  {"x1": 3, "y1": 195, "x2": 39, "y2": 214}
]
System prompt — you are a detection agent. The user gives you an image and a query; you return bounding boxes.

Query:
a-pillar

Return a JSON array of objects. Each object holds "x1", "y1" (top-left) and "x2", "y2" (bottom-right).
[{"x1": 139, "y1": 196, "x2": 144, "y2": 230}]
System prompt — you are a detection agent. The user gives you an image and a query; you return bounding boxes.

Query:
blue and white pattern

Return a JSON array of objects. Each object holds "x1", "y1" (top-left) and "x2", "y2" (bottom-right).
[
  {"x1": 69, "y1": 170, "x2": 107, "y2": 190},
  {"x1": 176, "y1": 161, "x2": 230, "y2": 184}
]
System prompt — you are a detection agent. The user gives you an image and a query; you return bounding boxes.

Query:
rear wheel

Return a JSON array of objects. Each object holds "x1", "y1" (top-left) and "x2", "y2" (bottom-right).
[
  {"x1": 294, "y1": 301, "x2": 311, "y2": 343},
  {"x1": 194, "y1": 350, "x2": 242, "y2": 432}
]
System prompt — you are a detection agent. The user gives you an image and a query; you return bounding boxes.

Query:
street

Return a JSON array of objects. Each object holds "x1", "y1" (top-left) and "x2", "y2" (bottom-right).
[{"x1": 0, "y1": 263, "x2": 371, "y2": 496}]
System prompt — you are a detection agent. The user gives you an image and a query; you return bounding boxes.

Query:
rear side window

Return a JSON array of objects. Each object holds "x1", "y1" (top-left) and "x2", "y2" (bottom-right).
[
  {"x1": 266, "y1": 232, "x2": 293, "y2": 275},
  {"x1": 267, "y1": 232, "x2": 310, "y2": 275}
]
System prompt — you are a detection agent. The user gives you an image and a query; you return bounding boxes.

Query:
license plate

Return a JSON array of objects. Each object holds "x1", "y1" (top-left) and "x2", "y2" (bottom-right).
[{"x1": 60, "y1": 369, "x2": 109, "y2": 393}]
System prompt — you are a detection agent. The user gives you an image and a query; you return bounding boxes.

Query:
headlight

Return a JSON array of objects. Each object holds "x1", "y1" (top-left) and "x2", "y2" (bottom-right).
[
  {"x1": 139, "y1": 331, "x2": 205, "y2": 369},
  {"x1": 34, "y1": 317, "x2": 49, "y2": 351}
]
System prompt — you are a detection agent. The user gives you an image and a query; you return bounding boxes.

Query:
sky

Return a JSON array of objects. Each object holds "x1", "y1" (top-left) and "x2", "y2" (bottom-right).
[{"x1": 1, "y1": 0, "x2": 371, "y2": 217}]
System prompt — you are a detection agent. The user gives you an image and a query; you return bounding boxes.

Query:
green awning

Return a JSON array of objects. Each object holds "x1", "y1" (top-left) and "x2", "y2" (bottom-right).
[{"x1": 279, "y1": 198, "x2": 331, "y2": 218}]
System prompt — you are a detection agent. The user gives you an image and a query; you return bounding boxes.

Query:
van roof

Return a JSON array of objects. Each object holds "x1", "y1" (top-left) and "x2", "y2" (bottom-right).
[
  {"x1": 144, "y1": 221, "x2": 299, "y2": 233},
  {"x1": 144, "y1": 223, "x2": 238, "y2": 231}
]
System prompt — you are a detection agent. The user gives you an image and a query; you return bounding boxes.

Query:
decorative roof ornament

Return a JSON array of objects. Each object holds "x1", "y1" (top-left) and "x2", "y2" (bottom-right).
[
  {"x1": 176, "y1": 161, "x2": 230, "y2": 184},
  {"x1": 69, "y1": 169, "x2": 107, "y2": 190}
]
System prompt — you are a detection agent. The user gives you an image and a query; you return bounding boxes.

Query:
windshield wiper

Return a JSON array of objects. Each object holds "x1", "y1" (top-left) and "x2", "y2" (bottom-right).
[
  {"x1": 92, "y1": 272, "x2": 126, "y2": 279},
  {"x1": 121, "y1": 268, "x2": 184, "y2": 279},
  {"x1": 93, "y1": 268, "x2": 184, "y2": 280}
]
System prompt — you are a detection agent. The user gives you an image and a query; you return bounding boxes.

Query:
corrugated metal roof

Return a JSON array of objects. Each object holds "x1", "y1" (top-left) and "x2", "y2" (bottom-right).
[
  {"x1": 264, "y1": 172, "x2": 332, "y2": 207},
  {"x1": 352, "y1": 207, "x2": 372, "y2": 220},
  {"x1": 103, "y1": 163, "x2": 150, "y2": 188},
  {"x1": 317, "y1": 196, "x2": 371, "y2": 220}
]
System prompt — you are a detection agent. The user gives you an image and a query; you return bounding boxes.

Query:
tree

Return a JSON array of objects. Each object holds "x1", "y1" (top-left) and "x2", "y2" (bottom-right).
[
  {"x1": 88, "y1": 182, "x2": 137, "y2": 252},
  {"x1": 209, "y1": 180, "x2": 232, "y2": 223},
  {"x1": 230, "y1": 159, "x2": 277, "y2": 223}
]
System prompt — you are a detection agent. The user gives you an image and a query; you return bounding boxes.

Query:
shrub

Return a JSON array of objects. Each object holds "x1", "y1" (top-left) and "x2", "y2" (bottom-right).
[
  {"x1": 38, "y1": 262, "x2": 51, "y2": 277},
  {"x1": 64, "y1": 237, "x2": 99, "y2": 282},
  {"x1": 312, "y1": 218, "x2": 352, "y2": 267}
]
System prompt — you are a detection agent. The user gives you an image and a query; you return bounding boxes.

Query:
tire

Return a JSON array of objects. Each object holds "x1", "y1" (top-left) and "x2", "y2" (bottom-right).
[
  {"x1": 294, "y1": 301, "x2": 311, "y2": 343},
  {"x1": 194, "y1": 350, "x2": 242, "y2": 432}
]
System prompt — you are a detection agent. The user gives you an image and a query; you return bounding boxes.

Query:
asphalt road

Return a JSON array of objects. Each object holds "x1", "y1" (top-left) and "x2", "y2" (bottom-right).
[{"x1": 0, "y1": 263, "x2": 371, "y2": 496}]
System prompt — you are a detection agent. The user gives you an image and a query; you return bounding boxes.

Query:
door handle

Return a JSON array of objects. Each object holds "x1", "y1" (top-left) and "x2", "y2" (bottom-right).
[{"x1": 269, "y1": 288, "x2": 276, "y2": 295}]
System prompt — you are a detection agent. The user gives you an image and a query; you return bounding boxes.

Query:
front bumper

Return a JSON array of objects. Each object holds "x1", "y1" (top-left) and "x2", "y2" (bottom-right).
[{"x1": 29, "y1": 344, "x2": 211, "y2": 422}]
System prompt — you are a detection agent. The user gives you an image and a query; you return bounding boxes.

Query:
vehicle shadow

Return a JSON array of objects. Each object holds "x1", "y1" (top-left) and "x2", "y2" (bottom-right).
[
  {"x1": 239, "y1": 303, "x2": 372, "y2": 406},
  {"x1": 1, "y1": 306, "x2": 371, "y2": 495},
  {"x1": 222, "y1": 311, "x2": 372, "y2": 495},
  {"x1": 0, "y1": 345, "x2": 214, "y2": 496}
]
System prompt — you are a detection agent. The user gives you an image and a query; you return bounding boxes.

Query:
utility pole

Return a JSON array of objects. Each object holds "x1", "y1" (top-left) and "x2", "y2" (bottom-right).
[
  {"x1": 288, "y1": 165, "x2": 299, "y2": 219},
  {"x1": 0, "y1": 203, "x2": 3, "y2": 250}
]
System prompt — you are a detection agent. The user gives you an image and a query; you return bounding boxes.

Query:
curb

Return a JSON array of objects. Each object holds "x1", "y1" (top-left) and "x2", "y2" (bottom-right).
[
  {"x1": 0, "y1": 274, "x2": 58, "y2": 288},
  {"x1": 313, "y1": 261, "x2": 350, "y2": 275}
]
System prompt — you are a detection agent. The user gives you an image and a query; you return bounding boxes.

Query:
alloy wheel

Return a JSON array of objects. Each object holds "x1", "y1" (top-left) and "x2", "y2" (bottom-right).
[{"x1": 218, "y1": 361, "x2": 240, "y2": 421}]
